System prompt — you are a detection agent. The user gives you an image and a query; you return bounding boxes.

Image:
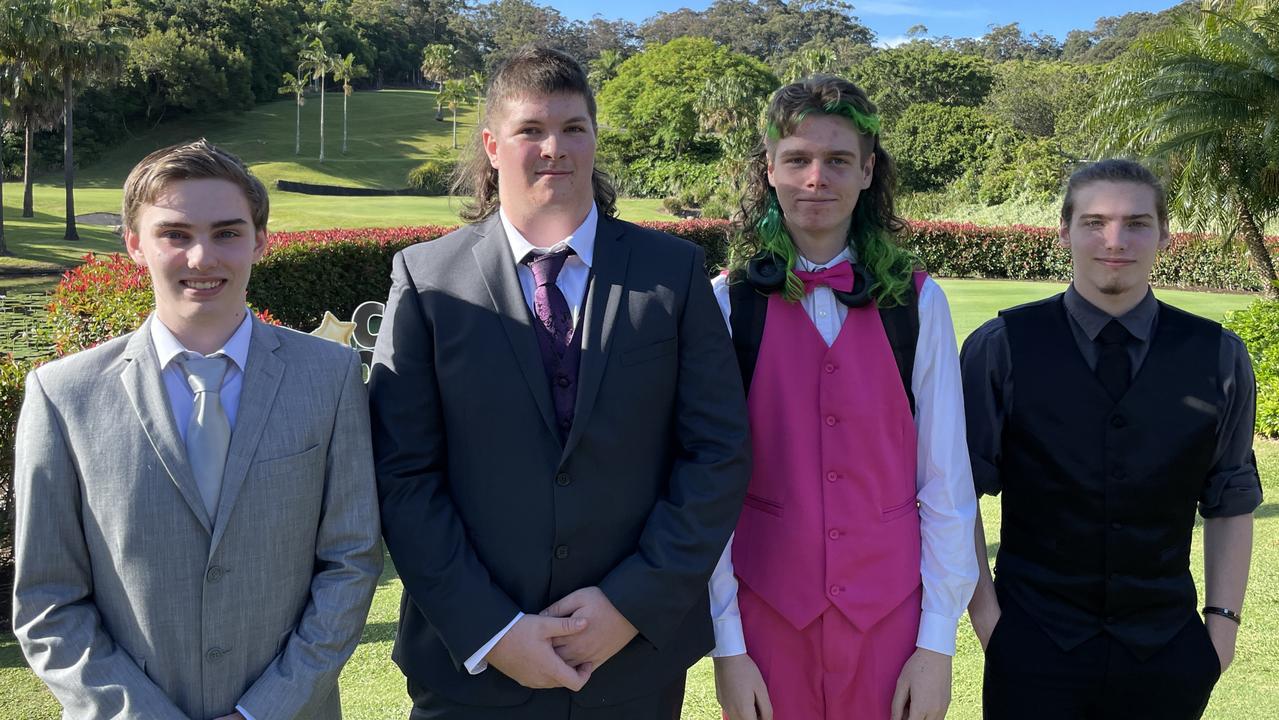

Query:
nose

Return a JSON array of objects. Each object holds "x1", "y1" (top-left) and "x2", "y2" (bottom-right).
[
  {"x1": 804, "y1": 161, "x2": 828, "y2": 189},
  {"x1": 186, "y1": 238, "x2": 216, "y2": 270},
  {"x1": 1102, "y1": 223, "x2": 1127, "y2": 252},
  {"x1": 540, "y1": 131, "x2": 565, "y2": 159}
]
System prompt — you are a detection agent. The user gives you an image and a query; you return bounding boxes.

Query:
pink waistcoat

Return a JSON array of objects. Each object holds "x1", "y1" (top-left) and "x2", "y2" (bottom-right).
[{"x1": 732, "y1": 276, "x2": 924, "y2": 632}]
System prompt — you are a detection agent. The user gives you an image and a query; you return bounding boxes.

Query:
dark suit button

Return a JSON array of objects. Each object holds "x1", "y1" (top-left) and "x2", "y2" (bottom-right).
[
  {"x1": 560, "y1": 419, "x2": 572, "y2": 430},
  {"x1": 206, "y1": 566, "x2": 225, "y2": 583},
  {"x1": 206, "y1": 647, "x2": 226, "y2": 661},
  {"x1": 555, "y1": 545, "x2": 570, "y2": 559},
  {"x1": 1110, "y1": 415, "x2": 1127, "y2": 428},
  {"x1": 556, "y1": 473, "x2": 571, "y2": 487},
  {"x1": 1105, "y1": 616, "x2": 1116, "y2": 625},
  {"x1": 1111, "y1": 521, "x2": 1122, "y2": 530},
  {"x1": 1111, "y1": 468, "x2": 1126, "y2": 480},
  {"x1": 556, "y1": 375, "x2": 571, "y2": 388}
]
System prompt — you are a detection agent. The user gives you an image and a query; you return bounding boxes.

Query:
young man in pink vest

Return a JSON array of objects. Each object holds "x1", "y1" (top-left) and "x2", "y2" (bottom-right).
[{"x1": 709, "y1": 76, "x2": 979, "y2": 720}]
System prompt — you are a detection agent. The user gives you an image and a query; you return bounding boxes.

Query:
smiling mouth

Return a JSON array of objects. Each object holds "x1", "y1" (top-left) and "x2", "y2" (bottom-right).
[
  {"x1": 1096, "y1": 258, "x2": 1135, "y2": 267},
  {"x1": 182, "y1": 279, "x2": 226, "y2": 291}
]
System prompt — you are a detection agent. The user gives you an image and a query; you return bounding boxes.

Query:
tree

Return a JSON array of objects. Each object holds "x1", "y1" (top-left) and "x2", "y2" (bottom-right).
[
  {"x1": 466, "y1": 70, "x2": 485, "y2": 100},
  {"x1": 1091, "y1": 0, "x2": 1279, "y2": 297},
  {"x1": 885, "y1": 103, "x2": 992, "y2": 191},
  {"x1": 332, "y1": 53, "x2": 365, "y2": 154},
  {"x1": 299, "y1": 39, "x2": 335, "y2": 162},
  {"x1": 47, "y1": 0, "x2": 125, "y2": 242},
  {"x1": 695, "y1": 68, "x2": 768, "y2": 190},
  {"x1": 587, "y1": 49, "x2": 623, "y2": 92},
  {"x1": 848, "y1": 45, "x2": 994, "y2": 122},
  {"x1": 420, "y1": 42, "x2": 453, "y2": 121},
  {"x1": 437, "y1": 78, "x2": 469, "y2": 149},
  {"x1": 278, "y1": 71, "x2": 307, "y2": 155}
]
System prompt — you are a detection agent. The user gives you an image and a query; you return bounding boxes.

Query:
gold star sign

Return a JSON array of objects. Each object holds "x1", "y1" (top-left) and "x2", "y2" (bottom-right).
[{"x1": 310, "y1": 310, "x2": 357, "y2": 347}]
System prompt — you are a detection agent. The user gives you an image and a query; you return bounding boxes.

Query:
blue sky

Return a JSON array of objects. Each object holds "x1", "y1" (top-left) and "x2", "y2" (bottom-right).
[{"x1": 553, "y1": 1, "x2": 1184, "y2": 46}]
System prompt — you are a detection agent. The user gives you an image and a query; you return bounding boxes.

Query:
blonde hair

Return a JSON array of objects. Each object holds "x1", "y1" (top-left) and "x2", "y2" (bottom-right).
[{"x1": 122, "y1": 138, "x2": 269, "y2": 232}]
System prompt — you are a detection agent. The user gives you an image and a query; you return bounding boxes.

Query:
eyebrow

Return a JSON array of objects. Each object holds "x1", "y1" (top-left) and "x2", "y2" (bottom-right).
[
  {"x1": 514, "y1": 115, "x2": 591, "y2": 126},
  {"x1": 1078, "y1": 213, "x2": 1156, "y2": 222},
  {"x1": 152, "y1": 218, "x2": 249, "y2": 230},
  {"x1": 777, "y1": 148, "x2": 858, "y2": 159}
]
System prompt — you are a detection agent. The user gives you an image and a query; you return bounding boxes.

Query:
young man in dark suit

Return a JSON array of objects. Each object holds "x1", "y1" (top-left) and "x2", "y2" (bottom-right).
[
  {"x1": 368, "y1": 46, "x2": 752, "y2": 719},
  {"x1": 962, "y1": 159, "x2": 1260, "y2": 719}
]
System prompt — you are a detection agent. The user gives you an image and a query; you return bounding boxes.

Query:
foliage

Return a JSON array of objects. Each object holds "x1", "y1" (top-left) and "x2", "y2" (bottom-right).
[
  {"x1": 971, "y1": 131, "x2": 1070, "y2": 206},
  {"x1": 598, "y1": 38, "x2": 776, "y2": 155},
  {"x1": 886, "y1": 103, "x2": 993, "y2": 192},
  {"x1": 1224, "y1": 298, "x2": 1279, "y2": 436},
  {"x1": 1061, "y1": 2, "x2": 1195, "y2": 62},
  {"x1": 637, "y1": 0, "x2": 874, "y2": 62},
  {"x1": 847, "y1": 44, "x2": 994, "y2": 121},
  {"x1": 406, "y1": 159, "x2": 455, "y2": 195},
  {"x1": 983, "y1": 60, "x2": 1099, "y2": 155}
]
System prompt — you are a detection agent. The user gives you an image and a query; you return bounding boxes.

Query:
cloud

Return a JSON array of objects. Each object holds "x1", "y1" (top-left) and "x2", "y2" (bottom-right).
[
  {"x1": 875, "y1": 35, "x2": 913, "y2": 48},
  {"x1": 854, "y1": 1, "x2": 983, "y2": 19}
]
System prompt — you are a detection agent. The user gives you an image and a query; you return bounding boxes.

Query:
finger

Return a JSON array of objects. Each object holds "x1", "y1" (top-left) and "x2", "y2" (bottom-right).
[
  {"x1": 757, "y1": 686, "x2": 774, "y2": 720},
  {"x1": 542, "y1": 615, "x2": 588, "y2": 638},
  {"x1": 890, "y1": 680, "x2": 909, "y2": 720}
]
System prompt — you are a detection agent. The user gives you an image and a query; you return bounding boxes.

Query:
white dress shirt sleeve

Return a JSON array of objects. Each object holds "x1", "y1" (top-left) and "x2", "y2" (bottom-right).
[
  {"x1": 912, "y1": 277, "x2": 980, "y2": 656},
  {"x1": 464, "y1": 613, "x2": 524, "y2": 674}
]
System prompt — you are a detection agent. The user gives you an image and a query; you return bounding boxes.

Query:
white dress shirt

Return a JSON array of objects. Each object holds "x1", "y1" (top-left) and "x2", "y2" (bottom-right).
[
  {"x1": 465, "y1": 204, "x2": 599, "y2": 675},
  {"x1": 151, "y1": 312, "x2": 260, "y2": 720},
  {"x1": 708, "y1": 250, "x2": 979, "y2": 657}
]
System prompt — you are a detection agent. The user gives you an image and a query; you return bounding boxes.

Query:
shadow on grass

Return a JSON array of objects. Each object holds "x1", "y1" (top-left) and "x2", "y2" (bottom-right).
[
  {"x1": 986, "y1": 540, "x2": 999, "y2": 562},
  {"x1": 359, "y1": 620, "x2": 398, "y2": 645},
  {"x1": 1253, "y1": 503, "x2": 1278, "y2": 520},
  {"x1": 0, "y1": 633, "x2": 28, "y2": 669}
]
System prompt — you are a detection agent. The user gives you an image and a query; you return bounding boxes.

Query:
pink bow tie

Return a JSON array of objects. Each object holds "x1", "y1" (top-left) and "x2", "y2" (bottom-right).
[{"x1": 794, "y1": 262, "x2": 854, "y2": 293}]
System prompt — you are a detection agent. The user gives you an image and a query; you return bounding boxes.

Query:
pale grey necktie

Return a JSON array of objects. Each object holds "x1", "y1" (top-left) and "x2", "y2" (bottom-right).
[{"x1": 179, "y1": 353, "x2": 231, "y2": 523}]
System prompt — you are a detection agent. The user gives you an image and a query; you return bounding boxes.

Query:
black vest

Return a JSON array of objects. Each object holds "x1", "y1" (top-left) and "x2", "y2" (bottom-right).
[{"x1": 998, "y1": 294, "x2": 1222, "y2": 660}]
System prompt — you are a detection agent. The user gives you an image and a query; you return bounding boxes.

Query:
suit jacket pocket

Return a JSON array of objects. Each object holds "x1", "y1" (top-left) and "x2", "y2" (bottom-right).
[
  {"x1": 743, "y1": 493, "x2": 784, "y2": 517},
  {"x1": 253, "y1": 444, "x2": 323, "y2": 479},
  {"x1": 620, "y1": 337, "x2": 677, "y2": 366},
  {"x1": 881, "y1": 497, "x2": 920, "y2": 522}
]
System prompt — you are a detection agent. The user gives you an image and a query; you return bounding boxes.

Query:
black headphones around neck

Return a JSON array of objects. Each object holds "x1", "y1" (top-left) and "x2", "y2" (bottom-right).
[{"x1": 745, "y1": 251, "x2": 875, "y2": 308}]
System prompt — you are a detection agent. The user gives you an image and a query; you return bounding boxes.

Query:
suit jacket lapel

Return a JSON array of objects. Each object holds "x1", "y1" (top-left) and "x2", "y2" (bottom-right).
[
  {"x1": 563, "y1": 216, "x2": 629, "y2": 459},
  {"x1": 120, "y1": 317, "x2": 213, "y2": 535},
  {"x1": 210, "y1": 317, "x2": 283, "y2": 552},
  {"x1": 471, "y1": 215, "x2": 561, "y2": 442}
]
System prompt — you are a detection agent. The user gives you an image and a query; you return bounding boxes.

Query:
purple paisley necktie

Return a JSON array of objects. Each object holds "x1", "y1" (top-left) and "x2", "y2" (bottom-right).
[{"x1": 522, "y1": 247, "x2": 580, "y2": 439}]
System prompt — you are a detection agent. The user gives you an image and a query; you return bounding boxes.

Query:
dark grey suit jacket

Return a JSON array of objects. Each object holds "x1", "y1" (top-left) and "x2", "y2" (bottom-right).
[{"x1": 369, "y1": 212, "x2": 751, "y2": 709}]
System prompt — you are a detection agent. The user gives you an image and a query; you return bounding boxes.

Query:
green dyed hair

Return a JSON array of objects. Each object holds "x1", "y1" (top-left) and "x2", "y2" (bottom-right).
[{"x1": 731, "y1": 74, "x2": 918, "y2": 306}]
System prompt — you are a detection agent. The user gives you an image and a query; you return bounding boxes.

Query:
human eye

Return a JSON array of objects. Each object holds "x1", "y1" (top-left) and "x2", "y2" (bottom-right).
[
  {"x1": 216, "y1": 229, "x2": 242, "y2": 240},
  {"x1": 160, "y1": 229, "x2": 189, "y2": 242}
]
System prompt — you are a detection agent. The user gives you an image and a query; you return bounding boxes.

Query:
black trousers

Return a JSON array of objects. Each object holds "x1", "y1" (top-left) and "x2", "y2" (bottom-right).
[
  {"x1": 983, "y1": 596, "x2": 1220, "y2": 720},
  {"x1": 407, "y1": 675, "x2": 686, "y2": 720}
]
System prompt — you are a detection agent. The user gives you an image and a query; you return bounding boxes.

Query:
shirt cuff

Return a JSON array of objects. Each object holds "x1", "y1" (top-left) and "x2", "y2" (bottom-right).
[
  {"x1": 464, "y1": 612, "x2": 523, "y2": 674},
  {"x1": 916, "y1": 610, "x2": 960, "y2": 656},
  {"x1": 710, "y1": 615, "x2": 748, "y2": 657},
  {"x1": 236, "y1": 705, "x2": 256, "y2": 720}
]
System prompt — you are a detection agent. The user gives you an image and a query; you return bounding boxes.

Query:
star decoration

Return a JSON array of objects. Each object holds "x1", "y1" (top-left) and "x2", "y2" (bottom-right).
[{"x1": 310, "y1": 310, "x2": 357, "y2": 347}]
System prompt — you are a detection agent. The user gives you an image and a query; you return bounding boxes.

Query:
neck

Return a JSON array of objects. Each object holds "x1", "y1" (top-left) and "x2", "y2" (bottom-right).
[
  {"x1": 158, "y1": 308, "x2": 246, "y2": 356},
  {"x1": 504, "y1": 201, "x2": 591, "y2": 249},
  {"x1": 1074, "y1": 282, "x2": 1149, "y2": 318},
  {"x1": 788, "y1": 223, "x2": 850, "y2": 267}
]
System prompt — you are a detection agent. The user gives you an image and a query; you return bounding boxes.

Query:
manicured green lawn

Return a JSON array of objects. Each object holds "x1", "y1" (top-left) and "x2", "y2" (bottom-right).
[
  {"x1": 0, "y1": 90, "x2": 671, "y2": 271},
  {"x1": 1, "y1": 281, "x2": 1273, "y2": 719}
]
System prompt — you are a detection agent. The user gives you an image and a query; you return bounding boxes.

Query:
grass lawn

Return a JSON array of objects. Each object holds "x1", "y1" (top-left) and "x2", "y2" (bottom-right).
[
  {"x1": 0, "y1": 91, "x2": 671, "y2": 272},
  {"x1": 1, "y1": 280, "x2": 1273, "y2": 719}
]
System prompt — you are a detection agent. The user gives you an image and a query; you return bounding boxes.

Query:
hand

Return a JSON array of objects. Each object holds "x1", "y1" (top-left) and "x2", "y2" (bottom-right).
[
  {"x1": 969, "y1": 602, "x2": 1001, "y2": 651},
  {"x1": 714, "y1": 653, "x2": 773, "y2": 720},
  {"x1": 541, "y1": 586, "x2": 638, "y2": 671},
  {"x1": 486, "y1": 614, "x2": 594, "y2": 690},
  {"x1": 1205, "y1": 614, "x2": 1238, "y2": 673},
  {"x1": 891, "y1": 648, "x2": 952, "y2": 720}
]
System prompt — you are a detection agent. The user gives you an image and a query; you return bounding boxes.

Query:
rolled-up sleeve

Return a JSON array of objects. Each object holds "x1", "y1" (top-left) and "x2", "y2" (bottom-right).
[{"x1": 1199, "y1": 330, "x2": 1263, "y2": 518}]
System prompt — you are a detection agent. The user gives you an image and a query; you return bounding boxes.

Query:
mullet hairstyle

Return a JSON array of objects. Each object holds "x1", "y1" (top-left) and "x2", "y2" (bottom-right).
[
  {"x1": 1060, "y1": 158, "x2": 1169, "y2": 227},
  {"x1": 730, "y1": 74, "x2": 917, "y2": 306},
  {"x1": 122, "y1": 138, "x2": 269, "y2": 233},
  {"x1": 453, "y1": 45, "x2": 617, "y2": 222}
]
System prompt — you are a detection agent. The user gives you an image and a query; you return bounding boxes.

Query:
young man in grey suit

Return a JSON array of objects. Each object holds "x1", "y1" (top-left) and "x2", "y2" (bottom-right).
[
  {"x1": 369, "y1": 46, "x2": 752, "y2": 719},
  {"x1": 12, "y1": 139, "x2": 383, "y2": 720}
]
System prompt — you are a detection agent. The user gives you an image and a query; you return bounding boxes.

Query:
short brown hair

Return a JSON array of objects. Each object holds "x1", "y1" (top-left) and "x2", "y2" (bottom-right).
[
  {"x1": 122, "y1": 138, "x2": 269, "y2": 232},
  {"x1": 1061, "y1": 159, "x2": 1168, "y2": 227},
  {"x1": 453, "y1": 45, "x2": 617, "y2": 222}
]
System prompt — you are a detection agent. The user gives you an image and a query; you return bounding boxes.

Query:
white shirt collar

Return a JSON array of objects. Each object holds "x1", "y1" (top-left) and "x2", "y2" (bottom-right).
[
  {"x1": 150, "y1": 311, "x2": 253, "y2": 372},
  {"x1": 499, "y1": 203, "x2": 597, "y2": 269},
  {"x1": 797, "y1": 246, "x2": 853, "y2": 272}
]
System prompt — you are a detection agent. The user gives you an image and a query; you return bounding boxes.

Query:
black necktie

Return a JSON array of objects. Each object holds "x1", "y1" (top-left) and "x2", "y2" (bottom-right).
[{"x1": 1095, "y1": 319, "x2": 1132, "y2": 402}]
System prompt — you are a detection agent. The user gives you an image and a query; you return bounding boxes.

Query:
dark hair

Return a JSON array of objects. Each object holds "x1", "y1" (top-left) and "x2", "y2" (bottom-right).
[
  {"x1": 453, "y1": 45, "x2": 617, "y2": 221},
  {"x1": 123, "y1": 138, "x2": 268, "y2": 232},
  {"x1": 1061, "y1": 159, "x2": 1168, "y2": 226},
  {"x1": 730, "y1": 74, "x2": 917, "y2": 306}
]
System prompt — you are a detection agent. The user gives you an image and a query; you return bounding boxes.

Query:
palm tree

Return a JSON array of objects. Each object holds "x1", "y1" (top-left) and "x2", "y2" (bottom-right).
[
  {"x1": 47, "y1": 0, "x2": 124, "y2": 242},
  {"x1": 278, "y1": 71, "x2": 307, "y2": 156},
  {"x1": 438, "y1": 79, "x2": 469, "y2": 149},
  {"x1": 588, "y1": 49, "x2": 624, "y2": 92},
  {"x1": 467, "y1": 70, "x2": 486, "y2": 101},
  {"x1": 420, "y1": 43, "x2": 453, "y2": 121},
  {"x1": 0, "y1": 0, "x2": 56, "y2": 252},
  {"x1": 299, "y1": 40, "x2": 335, "y2": 163},
  {"x1": 1091, "y1": 0, "x2": 1279, "y2": 297},
  {"x1": 783, "y1": 47, "x2": 839, "y2": 83},
  {"x1": 11, "y1": 78, "x2": 61, "y2": 220},
  {"x1": 332, "y1": 54, "x2": 364, "y2": 154}
]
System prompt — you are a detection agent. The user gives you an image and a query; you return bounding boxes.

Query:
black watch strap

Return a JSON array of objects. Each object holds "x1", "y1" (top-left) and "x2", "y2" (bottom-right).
[{"x1": 1203, "y1": 606, "x2": 1242, "y2": 624}]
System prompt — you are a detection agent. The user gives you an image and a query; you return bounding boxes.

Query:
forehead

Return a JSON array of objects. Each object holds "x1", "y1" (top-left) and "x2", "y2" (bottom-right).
[
  {"x1": 138, "y1": 178, "x2": 254, "y2": 224},
  {"x1": 492, "y1": 91, "x2": 590, "y2": 125},
  {"x1": 1071, "y1": 180, "x2": 1160, "y2": 219},
  {"x1": 771, "y1": 113, "x2": 866, "y2": 156}
]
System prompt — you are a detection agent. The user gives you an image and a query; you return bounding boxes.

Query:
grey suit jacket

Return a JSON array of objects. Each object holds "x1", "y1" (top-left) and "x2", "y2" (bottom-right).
[
  {"x1": 13, "y1": 316, "x2": 383, "y2": 720},
  {"x1": 370, "y1": 213, "x2": 751, "y2": 708}
]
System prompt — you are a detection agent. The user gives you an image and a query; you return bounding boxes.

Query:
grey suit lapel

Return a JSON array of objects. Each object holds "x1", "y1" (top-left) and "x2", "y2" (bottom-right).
[
  {"x1": 210, "y1": 317, "x2": 283, "y2": 552},
  {"x1": 563, "y1": 216, "x2": 629, "y2": 459},
  {"x1": 471, "y1": 215, "x2": 561, "y2": 442},
  {"x1": 120, "y1": 317, "x2": 213, "y2": 535}
]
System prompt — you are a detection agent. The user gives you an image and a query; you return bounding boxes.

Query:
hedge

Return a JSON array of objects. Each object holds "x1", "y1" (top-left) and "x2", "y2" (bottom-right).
[{"x1": 1223, "y1": 299, "x2": 1279, "y2": 438}]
